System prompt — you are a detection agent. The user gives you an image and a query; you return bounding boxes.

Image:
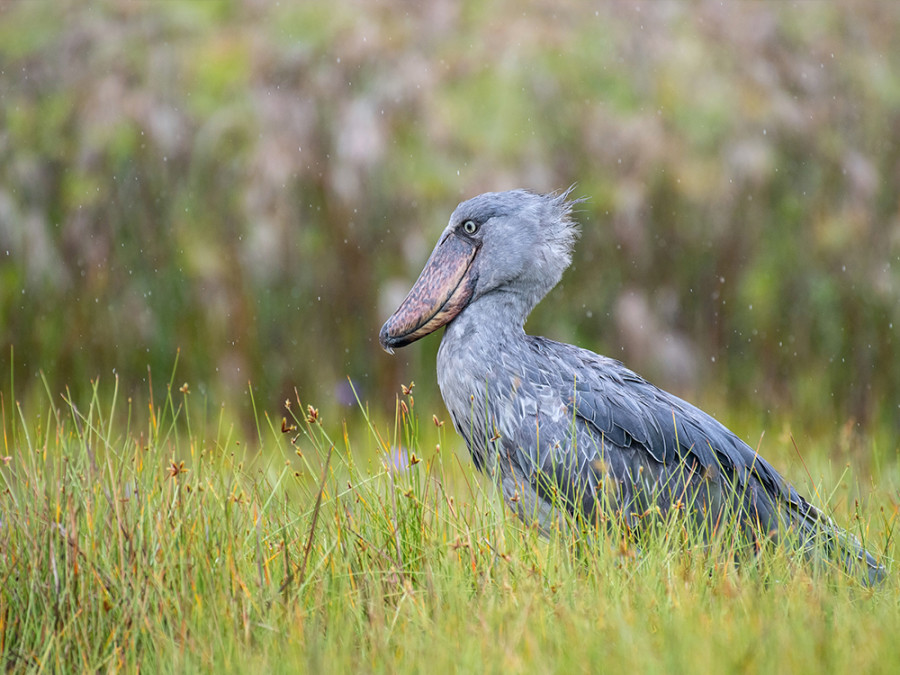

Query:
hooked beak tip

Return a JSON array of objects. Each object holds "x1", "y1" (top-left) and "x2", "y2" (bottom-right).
[{"x1": 378, "y1": 323, "x2": 398, "y2": 355}]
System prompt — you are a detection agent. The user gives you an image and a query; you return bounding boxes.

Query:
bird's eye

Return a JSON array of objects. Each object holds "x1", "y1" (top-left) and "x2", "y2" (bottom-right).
[{"x1": 462, "y1": 220, "x2": 478, "y2": 235}]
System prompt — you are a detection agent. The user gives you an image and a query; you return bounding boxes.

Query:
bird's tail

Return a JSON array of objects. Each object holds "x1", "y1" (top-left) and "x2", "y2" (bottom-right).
[
  {"x1": 795, "y1": 501, "x2": 886, "y2": 586},
  {"x1": 826, "y1": 526, "x2": 886, "y2": 587}
]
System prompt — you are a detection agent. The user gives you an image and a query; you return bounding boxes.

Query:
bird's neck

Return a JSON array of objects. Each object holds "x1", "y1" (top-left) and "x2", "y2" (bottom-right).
[
  {"x1": 443, "y1": 291, "x2": 530, "y2": 349},
  {"x1": 437, "y1": 292, "x2": 532, "y2": 471},
  {"x1": 436, "y1": 291, "x2": 530, "y2": 411}
]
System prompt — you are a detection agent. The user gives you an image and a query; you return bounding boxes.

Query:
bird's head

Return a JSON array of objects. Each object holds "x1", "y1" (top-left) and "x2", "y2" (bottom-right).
[{"x1": 379, "y1": 188, "x2": 582, "y2": 352}]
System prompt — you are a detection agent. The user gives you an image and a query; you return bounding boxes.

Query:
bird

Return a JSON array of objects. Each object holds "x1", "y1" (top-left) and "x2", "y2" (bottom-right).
[{"x1": 379, "y1": 188, "x2": 884, "y2": 585}]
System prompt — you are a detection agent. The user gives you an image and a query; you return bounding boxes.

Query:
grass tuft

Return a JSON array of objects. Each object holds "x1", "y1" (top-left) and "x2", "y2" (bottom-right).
[{"x1": 0, "y1": 374, "x2": 897, "y2": 672}]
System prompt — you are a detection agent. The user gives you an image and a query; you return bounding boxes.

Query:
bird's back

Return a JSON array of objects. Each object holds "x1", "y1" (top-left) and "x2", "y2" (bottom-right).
[{"x1": 453, "y1": 333, "x2": 883, "y2": 584}]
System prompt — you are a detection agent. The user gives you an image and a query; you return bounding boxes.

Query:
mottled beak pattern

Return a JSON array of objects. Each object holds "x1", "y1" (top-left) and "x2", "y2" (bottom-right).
[{"x1": 379, "y1": 233, "x2": 479, "y2": 353}]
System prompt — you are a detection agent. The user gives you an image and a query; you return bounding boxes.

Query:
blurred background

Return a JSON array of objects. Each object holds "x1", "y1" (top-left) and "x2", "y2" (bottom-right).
[{"x1": 1, "y1": 0, "x2": 898, "y2": 458}]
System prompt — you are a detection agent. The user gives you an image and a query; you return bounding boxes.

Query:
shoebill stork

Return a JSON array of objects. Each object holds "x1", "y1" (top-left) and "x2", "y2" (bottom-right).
[{"x1": 379, "y1": 189, "x2": 884, "y2": 584}]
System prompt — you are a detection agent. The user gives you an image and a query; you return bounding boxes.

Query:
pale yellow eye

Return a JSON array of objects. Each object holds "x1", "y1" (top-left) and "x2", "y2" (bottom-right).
[{"x1": 463, "y1": 220, "x2": 478, "y2": 235}]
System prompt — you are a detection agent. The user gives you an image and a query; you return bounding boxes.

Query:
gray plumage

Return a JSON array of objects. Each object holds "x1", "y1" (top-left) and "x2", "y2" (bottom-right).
[{"x1": 380, "y1": 189, "x2": 884, "y2": 584}]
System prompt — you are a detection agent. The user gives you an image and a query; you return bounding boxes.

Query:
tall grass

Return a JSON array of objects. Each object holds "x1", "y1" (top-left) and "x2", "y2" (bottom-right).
[{"x1": 0, "y1": 369, "x2": 898, "y2": 673}]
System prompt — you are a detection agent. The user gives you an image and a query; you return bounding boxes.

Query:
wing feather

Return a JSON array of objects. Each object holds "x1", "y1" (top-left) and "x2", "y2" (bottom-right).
[{"x1": 501, "y1": 337, "x2": 811, "y2": 528}]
